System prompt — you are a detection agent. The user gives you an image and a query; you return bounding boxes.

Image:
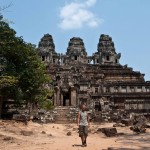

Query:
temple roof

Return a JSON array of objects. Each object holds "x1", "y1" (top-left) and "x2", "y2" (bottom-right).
[
  {"x1": 66, "y1": 37, "x2": 87, "y2": 56},
  {"x1": 38, "y1": 34, "x2": 55, "y2": 54}
]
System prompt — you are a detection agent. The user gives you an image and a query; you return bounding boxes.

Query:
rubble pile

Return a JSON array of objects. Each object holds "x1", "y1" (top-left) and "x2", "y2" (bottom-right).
[
  {"x1": 121, "y1": 119, "x2": 133, "y2": 126},
  {"x1": 130, "y1": 115, "x2": 147, "y2": 133},
  {"x1": 110, "y1": 111, "x2": 150, "y2": 135},
  {"x1": 13, "y1": 109, "x2": 55, "y2": 124},
  {"x1": 13, "y1": 109, "x2": 30, "y2": 124},
  {"x1": 32, "y1": 110, "x2": 55, "y2": 123},
  {"x1": 12, "y1": 106, "x2": 150, "y2": 126},
  {"x1": 110, "y1": 110, "x2": 130, "y2": 122},
  {"x1": 68, "y1": 107, "x2": 79, "y2": 122},
  {"x1": 12, "y1": 106, "x2": 80, "y2": 124}
]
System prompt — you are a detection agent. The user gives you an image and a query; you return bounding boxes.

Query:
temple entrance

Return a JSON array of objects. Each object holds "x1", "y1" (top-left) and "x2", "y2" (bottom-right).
[
  {"x1": 95, "y1": 102, "x2": 102, "y2": 111},
  {"x1": 79, "y1": 99, "x2": 87, "y2": 105},
  {"x1": 63, "y1": 92, "x2": 70, "y2": 106}
]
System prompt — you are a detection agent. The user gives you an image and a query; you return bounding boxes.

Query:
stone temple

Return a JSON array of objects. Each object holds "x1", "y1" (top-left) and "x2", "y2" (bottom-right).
[{"x1": 37, "y1": 34, "x2": 150, "y2": 118}]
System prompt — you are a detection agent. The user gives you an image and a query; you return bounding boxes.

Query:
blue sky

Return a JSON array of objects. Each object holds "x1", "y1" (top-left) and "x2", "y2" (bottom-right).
[{"x1": 1, "y1": 0, "x2": 150, "y2": 80}]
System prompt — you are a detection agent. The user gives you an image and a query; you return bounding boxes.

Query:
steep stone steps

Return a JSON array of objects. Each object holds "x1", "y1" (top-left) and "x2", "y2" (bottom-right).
[{"x1": 53, "y1": 106, "x2": 79, "y2": 123}]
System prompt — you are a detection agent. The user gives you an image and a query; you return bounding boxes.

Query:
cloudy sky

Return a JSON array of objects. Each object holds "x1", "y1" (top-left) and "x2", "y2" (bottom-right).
[{"x1": 1, "y1": 0, "x2": 150, "y2": 80}]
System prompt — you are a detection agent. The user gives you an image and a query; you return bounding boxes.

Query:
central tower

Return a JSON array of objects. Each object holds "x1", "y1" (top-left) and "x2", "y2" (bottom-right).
[{"x1": 61, "y1": 37, "x2": 90, "y2": 65}]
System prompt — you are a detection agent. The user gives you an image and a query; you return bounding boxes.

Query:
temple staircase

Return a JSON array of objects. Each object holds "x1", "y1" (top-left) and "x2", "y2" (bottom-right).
[{"x1": 53, "y1": 106, "x2": 79, "y2": 123}]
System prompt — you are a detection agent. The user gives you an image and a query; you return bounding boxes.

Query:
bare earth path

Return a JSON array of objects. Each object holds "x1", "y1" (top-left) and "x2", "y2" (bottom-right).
[{"x1": 0, "y1": 120, "x2": 150, "y2": 150}]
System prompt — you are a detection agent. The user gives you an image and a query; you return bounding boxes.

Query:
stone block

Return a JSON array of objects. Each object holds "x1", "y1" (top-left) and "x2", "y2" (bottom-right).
[{"x1": 97, "y1": 127, "x2": 117, "y2": 137}]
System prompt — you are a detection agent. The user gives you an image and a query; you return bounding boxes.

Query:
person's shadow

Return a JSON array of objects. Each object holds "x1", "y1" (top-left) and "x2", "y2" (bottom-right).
[{"x1": 72, "y1": 144, "x2": 83, "y2": 147}]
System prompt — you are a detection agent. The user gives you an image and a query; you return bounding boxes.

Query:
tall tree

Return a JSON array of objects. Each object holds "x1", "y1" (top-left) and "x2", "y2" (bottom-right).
[{"x1": 0, "y1": 15, "x2": 53, "y2": 112}]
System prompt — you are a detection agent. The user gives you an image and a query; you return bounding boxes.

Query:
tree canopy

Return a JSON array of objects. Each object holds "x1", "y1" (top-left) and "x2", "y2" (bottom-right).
[{"x1": 0, "y1": 15, "x2": 53, "y2": 109}]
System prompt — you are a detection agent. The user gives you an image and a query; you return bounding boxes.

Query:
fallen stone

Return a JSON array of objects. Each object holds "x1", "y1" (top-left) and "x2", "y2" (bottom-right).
[
  {"x1": 66, "y1": 131, "x2": 71, "y2": 136},
  {"x1": 113, "y1": 123, "x2": 119, "y2": 127},
  {"x1": 113, "y1": 123, "x2": 125, "y2": 127},
  {"x1": 130, "y1": 126, "x2": 146, "y2": 133},
  {"x1": 13, "y1": 114, "x2": 29, "y2": 122},
  {"x1": 20, "y1": 130, "x2": 33, "y2": 136},
  {"x1": 145, "y1": 123, "x2": 150, "y2": 128},
  {"x1": 130, "y1": 118, "x2": 146, "y2": 133},
  {"x1": 91, "y1": 129, "x2": 97, "y2": 134},
  {"x1": 3, "y1": 136, "x2": 14, "y2": 141},
  {"x1": 130, "y1": 126, "x2": 134, "y2": 130},
  {"x1": 72, "y1": 128, "x2": 77, "y2": 131},
  {"x1": 48, "y1": 133, "x2": 52, "y2": 137},
  {"x1": 88, "y1": 127, "x2": 97, "y2": 134},
  {"x1": 41, "y1": 131, "x2": 46, "y2": 134},
  {"x1": 97, "y1": 127, "x2": 117, "y2": 137},
  {"x1": 121, "y1": 119, "x2": 132, "y2": 126}
]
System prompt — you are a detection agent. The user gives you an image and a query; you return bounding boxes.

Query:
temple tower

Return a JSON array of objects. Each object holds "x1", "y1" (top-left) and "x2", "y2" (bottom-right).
[
  {"x1": 37, "y1": 34, "x2": 59, "y2": 64},
  {"x1": 61, "y1": 37, "x2": 91, "y2": 65},
  {"x1": 93, "y1": 34, "x2": 121, "y2": 65}
]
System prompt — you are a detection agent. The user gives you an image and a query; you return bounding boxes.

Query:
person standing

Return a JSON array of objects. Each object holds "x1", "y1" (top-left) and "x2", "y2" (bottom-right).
[{"x1": 77, "y1": 104, "x2": 90, "y2": 147}]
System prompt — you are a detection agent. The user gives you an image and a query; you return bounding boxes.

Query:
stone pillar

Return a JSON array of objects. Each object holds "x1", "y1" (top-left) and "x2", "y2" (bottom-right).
[
  {"x1": 56, "y1": 88, "x2": 60, "y2": 106},
  {"x1": 55, "y1": 86, "x2": 60, "y2": 106},
  {"x1": 46, "y1": 56, "x2": 48, "y2": 62},
  {"x1": 127, "y1": 86, "x2": 130, "y2": 93},
  {"x1": 110, "y1": 87, "x2": 114, "y2": 93},
  {"x1": 109, "y1": 87, "x2": 114, "y2": 93},
  {"x1": 71, "y1": 86, "x2": 77, "y2": 106},
  {"x1": 103, "y1": 87, "x2": 106, "y2": 93},
  {"x1": 100, "y1": 98, "x2": 104, "y2": 111},
  {"x1": 95, "y1": 58, "x2": 96, "y2": 64},
  {"x1": 142, "y1": 86, "x2": 146, "y2": 92},
  {"x1": 61, "y1": 57, "x2": 64, "y2": 65},
  {"x1": 118, "y1": 86, "x2": 121, "y2": 92},
  {"x1": 135, "y1": 86, "x2": 137, "y2": 93},
  {"x1": 79, "y1": 56, "x2": 80, "y2": 62},
  {"x1": 60, "y1": 94, "x2": 63, "y2": 106},
  {"x1": 54, "y1": 93, "x2": 57, "y2": 106}
]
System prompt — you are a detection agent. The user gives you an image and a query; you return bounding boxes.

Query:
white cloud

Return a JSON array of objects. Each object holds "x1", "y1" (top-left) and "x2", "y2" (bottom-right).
[
  {"x1": 59, "y1": 0, "x2": 103, "y2": 30},
  {"x1": 85, "y1": 0, "x2": 97, "y2": 7}
]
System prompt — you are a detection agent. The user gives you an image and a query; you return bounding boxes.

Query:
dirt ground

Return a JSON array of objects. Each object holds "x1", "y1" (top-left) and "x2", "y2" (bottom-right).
[{"x1": 0, "y1": 120, "x2": 150, "y2": 150}]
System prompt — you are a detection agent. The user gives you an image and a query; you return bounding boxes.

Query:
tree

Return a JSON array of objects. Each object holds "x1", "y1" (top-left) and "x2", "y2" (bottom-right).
[
  {"x1": 0, "y1": 3, "x2": 13, "y2": 12},
  {"x1": 0, "y1": 15, "x2": 53, "y2": 113}
]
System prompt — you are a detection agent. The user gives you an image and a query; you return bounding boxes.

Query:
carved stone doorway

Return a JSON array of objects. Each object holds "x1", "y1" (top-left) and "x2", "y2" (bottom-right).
[
  {"x1": 95, "y1": 102, "x2": 102, "y2": 111},
  {"x1": 63, "y1": 92, "x2": 70, "y2": 106}
]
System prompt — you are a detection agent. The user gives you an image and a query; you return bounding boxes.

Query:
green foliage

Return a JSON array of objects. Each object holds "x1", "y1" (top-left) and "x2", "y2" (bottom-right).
[
  {"x1": 40, "y1": 100, "x2": 54, "y2": 110},
  {"x1": 0, "y1": 76, "x2": 18, "y2": 88},
  {"x1": 0, "y1": 15, "x2": 53, "y2": 109}
]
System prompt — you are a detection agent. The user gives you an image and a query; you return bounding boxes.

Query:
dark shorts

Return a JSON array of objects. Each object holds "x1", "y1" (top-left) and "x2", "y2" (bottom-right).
[{"x1": 79, "y1": 125, "x2": 88, "y2": 137}]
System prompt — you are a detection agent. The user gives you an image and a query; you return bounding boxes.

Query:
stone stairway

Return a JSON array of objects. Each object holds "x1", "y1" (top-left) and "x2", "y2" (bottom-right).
[{"x1": 53, "y1": 106, "x2": 79, "y2": 123}]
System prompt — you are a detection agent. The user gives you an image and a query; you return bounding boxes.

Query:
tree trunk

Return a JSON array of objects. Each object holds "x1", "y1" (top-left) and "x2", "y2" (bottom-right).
[{"x1": 0, "y1": 96, "x2": 3, "y2": 119}]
